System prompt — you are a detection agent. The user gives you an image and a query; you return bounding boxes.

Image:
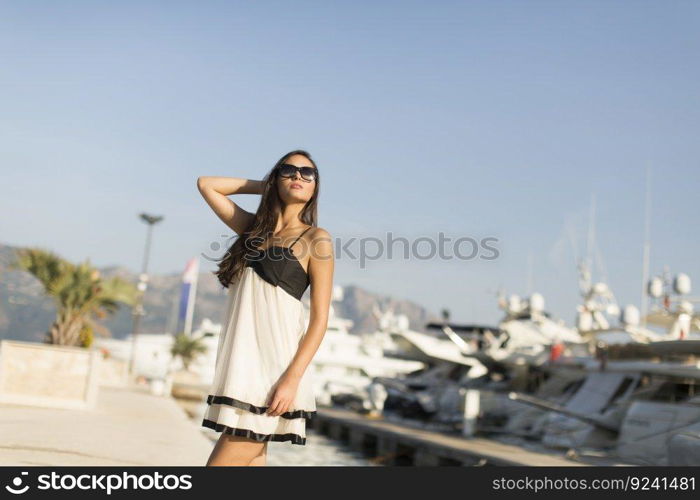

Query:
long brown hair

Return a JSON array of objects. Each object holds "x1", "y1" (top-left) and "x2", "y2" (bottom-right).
[{"x1": 214, "y1": 149, "x2": 320, "y2": 288}]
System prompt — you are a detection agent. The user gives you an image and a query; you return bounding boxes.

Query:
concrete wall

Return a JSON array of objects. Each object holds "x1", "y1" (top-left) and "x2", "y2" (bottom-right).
[{"x1": 0, "y1": 340, "x2": 101, "y2": 410}]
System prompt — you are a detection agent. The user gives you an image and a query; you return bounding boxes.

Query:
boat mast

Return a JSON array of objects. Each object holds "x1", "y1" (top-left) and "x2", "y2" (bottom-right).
[{"x1": 640, "y1": 165, "x2": 652, "y2": 328}]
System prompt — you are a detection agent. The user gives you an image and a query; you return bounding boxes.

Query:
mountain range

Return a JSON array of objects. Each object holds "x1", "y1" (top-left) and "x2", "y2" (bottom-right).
[{"x1": 0, "y1": 243, "x2": 440, "y2": 343}]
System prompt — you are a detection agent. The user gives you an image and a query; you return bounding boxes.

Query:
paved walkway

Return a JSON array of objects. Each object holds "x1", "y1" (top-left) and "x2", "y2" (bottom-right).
[{"x1": 0, "y1": 383, "x2": 212, "y2": 466}]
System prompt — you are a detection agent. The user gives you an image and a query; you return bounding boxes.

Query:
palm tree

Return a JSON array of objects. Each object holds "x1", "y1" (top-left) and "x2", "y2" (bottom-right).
[
  {"x1": 170, "y1": 333, "x2": 208, "y2": 371},
  {"x1": 10, "y1": 247, "x2": 138, "y2": 346}
]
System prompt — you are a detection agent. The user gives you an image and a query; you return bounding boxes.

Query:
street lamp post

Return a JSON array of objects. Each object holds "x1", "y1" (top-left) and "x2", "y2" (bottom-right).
[{"x1": 128, "y1": 212, "x2": 164, "y2": 378}]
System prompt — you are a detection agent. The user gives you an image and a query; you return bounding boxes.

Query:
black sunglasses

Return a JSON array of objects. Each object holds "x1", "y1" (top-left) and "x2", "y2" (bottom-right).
[{"x1": 278, "y1": 163, "x2": 318, "y2": 182}]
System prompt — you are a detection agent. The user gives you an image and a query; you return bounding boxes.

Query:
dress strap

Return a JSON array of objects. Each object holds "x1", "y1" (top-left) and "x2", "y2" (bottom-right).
[{"x1": 290, "y1": 225, "x2": 312, "y2": 247}]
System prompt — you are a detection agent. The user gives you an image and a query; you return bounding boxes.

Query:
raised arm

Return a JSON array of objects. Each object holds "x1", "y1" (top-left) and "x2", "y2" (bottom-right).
[{"x1": 196, "y1": 176, "x2": 262, "y2": 235}]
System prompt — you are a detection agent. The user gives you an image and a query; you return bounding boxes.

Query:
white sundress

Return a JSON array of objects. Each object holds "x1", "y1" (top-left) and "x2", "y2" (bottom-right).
[{"x1": 201, "y1": 226, "x2": 316, "y2": 445}]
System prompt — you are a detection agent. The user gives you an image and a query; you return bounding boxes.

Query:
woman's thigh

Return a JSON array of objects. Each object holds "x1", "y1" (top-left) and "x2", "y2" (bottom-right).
[
  {"x1": 206, "y1": 434, "x2": 267, "y2": 466},
  {"x1": 248, "y1": 442, "x2": 268, "y2": 466}
]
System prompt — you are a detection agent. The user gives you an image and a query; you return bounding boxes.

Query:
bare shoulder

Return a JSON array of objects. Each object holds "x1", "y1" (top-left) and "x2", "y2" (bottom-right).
[
  {"x1": 307, "y1": 226, "x2": 332, "y2": 245},
  {"x1": 307, "y1": 226, "x2": 334, "y2": 259}
]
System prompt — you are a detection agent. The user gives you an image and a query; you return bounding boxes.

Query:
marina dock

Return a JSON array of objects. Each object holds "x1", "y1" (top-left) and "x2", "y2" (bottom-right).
[
  {"x1": 311, "y1": 407, "x2": 591, "y2": 466},
  {"x1": 0, "y1": 383, "x2": 212, "y2": 466}
]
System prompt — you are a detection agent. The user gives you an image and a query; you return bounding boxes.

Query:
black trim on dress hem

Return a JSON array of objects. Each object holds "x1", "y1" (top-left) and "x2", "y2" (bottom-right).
[
  {"x1": 201, "y1": 418, "x2": 306, "y2": 445},
  {"x1": 206, "y1": 394, "x2": 316, "y2": 420}
]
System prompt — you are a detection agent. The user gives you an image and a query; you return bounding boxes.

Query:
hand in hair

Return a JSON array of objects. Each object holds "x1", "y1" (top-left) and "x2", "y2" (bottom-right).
[{"x1": 197, "y1": 176, "x2": 261, "y2": 235}]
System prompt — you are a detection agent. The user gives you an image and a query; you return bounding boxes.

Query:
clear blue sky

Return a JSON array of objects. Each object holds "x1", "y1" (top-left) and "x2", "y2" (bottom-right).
[{"x1": 1, "y1": 1, "x2": 698, "y2": 326}]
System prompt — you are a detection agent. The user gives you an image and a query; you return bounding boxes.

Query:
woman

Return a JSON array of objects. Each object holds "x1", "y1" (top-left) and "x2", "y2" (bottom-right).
[{"x1": 196, "y1": 150, "x2": 334, "y2": 466}]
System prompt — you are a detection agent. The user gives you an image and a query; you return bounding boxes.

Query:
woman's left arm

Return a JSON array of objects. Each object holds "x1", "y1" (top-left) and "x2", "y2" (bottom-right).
[{"x1": 266, "y1": 228, "x2": 334, "y2": 416}]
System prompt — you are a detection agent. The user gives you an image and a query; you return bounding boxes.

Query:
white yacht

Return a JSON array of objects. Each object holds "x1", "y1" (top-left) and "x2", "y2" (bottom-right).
[{"x1": 305, "y1": 286, "x2": 425, "y2": 408}]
